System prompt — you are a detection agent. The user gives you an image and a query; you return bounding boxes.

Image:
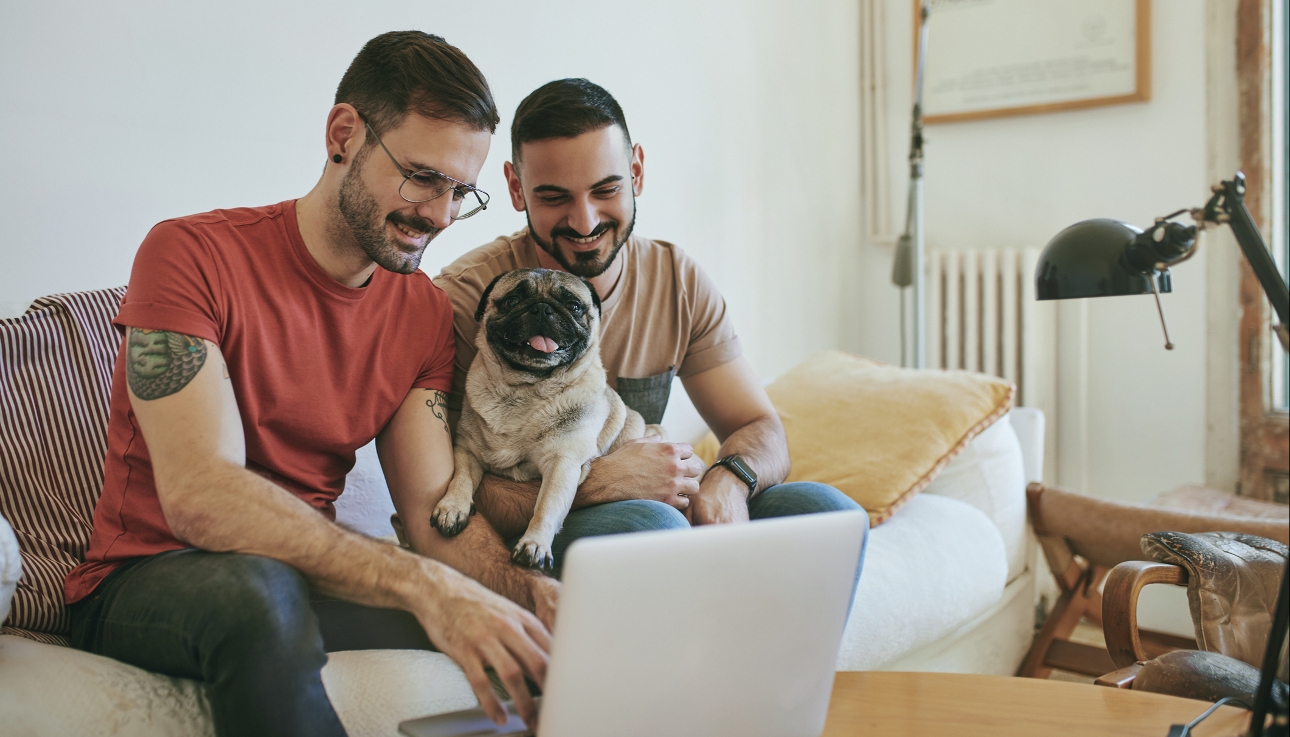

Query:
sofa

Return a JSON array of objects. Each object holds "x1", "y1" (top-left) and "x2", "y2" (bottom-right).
[{"x1": 0, "y1": 288, "x2": 1045, "y2": 736}]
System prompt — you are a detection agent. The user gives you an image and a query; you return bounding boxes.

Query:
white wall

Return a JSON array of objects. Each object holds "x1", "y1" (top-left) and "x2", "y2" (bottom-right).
[
  {"x1": 857, "y1": 0, "x2": 1214, "y2": 502},
  {"x1": 0, "y1": 0, "x2": 862, "y2": 381}
]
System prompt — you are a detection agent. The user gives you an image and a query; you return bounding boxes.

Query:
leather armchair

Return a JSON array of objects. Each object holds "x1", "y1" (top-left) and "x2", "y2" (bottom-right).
[{"x1": 1098, "y1": 531, "x2": 1288, "y2": 705}]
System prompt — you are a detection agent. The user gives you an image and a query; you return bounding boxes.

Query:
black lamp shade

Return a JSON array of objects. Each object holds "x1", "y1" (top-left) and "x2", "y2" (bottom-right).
[{"x1": 1035, "y1": 219, "x2": 1171, "y2": 300}]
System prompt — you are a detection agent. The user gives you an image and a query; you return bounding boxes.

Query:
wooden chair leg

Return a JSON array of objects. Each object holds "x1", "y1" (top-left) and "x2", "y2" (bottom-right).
[
  {"x1": 1017, "y1": 581, "x2": 1092, "y2": 678},
  {"x1": 1081, "y1": 567, "x2": 1107, "y2": 628}
]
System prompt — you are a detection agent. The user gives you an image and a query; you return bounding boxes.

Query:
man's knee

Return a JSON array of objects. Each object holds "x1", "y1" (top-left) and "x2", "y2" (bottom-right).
[
  {"x1": 199, "y1": 554, "x2": 320, "y2": 659},
  {"x1": 562, "y1": 499, "x2": 689, "y2": 538},
  {"x1": 749, "y1": 481, "x2": 865, "y2": 519},
  {"x1": 612, "y1": 499, "x2": 691, "y2": 532}
]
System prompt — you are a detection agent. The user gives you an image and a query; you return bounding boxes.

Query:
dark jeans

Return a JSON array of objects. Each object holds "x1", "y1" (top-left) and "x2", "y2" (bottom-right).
[{"x1": 68, "y1": 549, "x2": 433, "y2": 737}]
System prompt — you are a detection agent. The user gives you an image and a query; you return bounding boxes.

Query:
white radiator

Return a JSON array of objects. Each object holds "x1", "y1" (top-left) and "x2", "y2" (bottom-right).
[{"x1": 926, "y1": 249, "x2": 1055, "y2": 421}]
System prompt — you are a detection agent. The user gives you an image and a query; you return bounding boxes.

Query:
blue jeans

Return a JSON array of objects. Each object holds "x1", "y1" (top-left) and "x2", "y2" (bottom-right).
[{"x1": 540, "y1": 482, "x2": 869, "y2": 597}]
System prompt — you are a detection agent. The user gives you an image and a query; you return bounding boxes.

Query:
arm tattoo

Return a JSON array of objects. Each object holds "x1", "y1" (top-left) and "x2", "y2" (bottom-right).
[
  {"x1": 126, "y1": 328, "x2": 208, "y2": 400},
  {"x1": 426, "y1": 391, "x2": 450, "y2": 434}
]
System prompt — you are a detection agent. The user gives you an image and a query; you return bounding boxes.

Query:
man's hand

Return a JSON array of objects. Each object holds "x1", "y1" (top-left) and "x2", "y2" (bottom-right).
[
  {"x1": 579, "y1": 436, "x2": 705, "y2": 510},
  {"x1": 410, "y1": 562, "x2": 550, "y2": 729},
  {"x1": 687, "y1": 464, "x2": 752, "y2": 526},
  {"x1": 472, "y1": 437, "x2": 704, "y2": 538}
]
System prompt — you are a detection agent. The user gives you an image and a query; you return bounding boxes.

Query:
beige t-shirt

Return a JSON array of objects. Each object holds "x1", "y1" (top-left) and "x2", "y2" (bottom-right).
[{"x1": 433, "y1": 228, "x2": 741, "y2": 422}]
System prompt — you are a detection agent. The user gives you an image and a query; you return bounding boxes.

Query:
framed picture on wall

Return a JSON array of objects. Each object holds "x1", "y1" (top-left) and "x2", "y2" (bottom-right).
[{"x1": 918, "y1": 0, "x2": 1151, "y2": 125}]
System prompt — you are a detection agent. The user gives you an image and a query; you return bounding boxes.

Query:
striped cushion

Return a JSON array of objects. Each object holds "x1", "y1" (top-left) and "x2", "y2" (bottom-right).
[
  {"x1": 0, "y1": 625, "x2": 70, "y2": 646},
  {"x1": 0, "y1": 288, "x2": 125, "y2": 636}
]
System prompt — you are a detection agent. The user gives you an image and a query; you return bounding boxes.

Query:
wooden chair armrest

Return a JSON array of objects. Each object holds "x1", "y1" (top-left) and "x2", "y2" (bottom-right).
[
  {"x1": 1102, "y1": 561, "x2": 1188, "y2": 669},
  {"x1": 1095, "y1": 663, "x2": 1143, "y2": 689}
]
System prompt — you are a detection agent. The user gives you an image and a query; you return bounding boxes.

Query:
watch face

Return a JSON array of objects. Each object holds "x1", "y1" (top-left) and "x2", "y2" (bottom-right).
[{"x1": 723, "y1": 455, "x2": 756, "y2": 486}]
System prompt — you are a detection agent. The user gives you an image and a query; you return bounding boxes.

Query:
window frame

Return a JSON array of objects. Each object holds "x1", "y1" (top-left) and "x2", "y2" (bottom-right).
[{"x1": 1236, "y1": 0, "x2": 1289, "y2": 503}]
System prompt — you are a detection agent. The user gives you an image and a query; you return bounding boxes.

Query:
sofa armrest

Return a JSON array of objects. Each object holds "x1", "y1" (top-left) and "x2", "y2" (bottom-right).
[
  {"x1": 1008, "y1": 407, "x2": 1045, "y2": 485},
  {"x1": 1102, "y1": 561, "x2": 1188, "y2": 669}
]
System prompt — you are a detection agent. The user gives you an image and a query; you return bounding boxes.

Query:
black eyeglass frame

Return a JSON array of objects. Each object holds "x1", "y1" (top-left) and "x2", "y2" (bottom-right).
[{"x1": 357, "y1": 114, "x2": 489, "y2": 220}]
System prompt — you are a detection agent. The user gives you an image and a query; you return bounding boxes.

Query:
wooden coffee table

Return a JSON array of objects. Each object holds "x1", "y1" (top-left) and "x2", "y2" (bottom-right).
[{"x1": 821, "y1": 672, "x2": 1250, "y2": 737}]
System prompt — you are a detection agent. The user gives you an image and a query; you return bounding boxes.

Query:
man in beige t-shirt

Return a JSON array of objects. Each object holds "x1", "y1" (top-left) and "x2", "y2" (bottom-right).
[{"x1": 434, "y1": 78, "x2": 862, "y2": 575}]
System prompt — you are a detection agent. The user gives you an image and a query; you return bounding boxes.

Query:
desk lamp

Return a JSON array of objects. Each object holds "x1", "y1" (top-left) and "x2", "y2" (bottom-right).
[{"x1": 1034, "y1": 171, "x2": 1288, "y2": 737}]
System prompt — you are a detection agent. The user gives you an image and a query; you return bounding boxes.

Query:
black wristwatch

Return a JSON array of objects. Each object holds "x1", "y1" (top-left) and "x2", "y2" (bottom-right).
[{"x1": 710, "y1": 454, "x2": 758, "y2": 498}]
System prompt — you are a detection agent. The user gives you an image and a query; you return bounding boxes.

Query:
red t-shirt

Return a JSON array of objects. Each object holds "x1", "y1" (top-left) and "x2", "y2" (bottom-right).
[{"x1": 65, "y1": 200, "x2": 454, "y2": 604}]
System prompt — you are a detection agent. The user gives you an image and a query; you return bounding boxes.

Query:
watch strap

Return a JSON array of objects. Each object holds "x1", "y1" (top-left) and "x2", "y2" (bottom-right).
[{"x1": 712, "y1": 454, "x2": 758, "y2": 498}]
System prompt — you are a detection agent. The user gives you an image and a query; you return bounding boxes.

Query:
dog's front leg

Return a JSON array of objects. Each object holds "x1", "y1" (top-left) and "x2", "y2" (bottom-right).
[
  {"x1": 431, "y1": 447, "x2": 484, "y2": 538},
  {"x1": 512, "y1": 458, "x2": 582, "y2": 572}
]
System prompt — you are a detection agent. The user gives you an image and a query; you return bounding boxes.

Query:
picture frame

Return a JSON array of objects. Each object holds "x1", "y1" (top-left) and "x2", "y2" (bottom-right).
[{"x1": 917, "y1": 0, "x2": 1151, "y2": 125}]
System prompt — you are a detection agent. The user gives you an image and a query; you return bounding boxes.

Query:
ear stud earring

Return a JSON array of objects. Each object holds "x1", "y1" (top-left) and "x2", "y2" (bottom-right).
[{"x1": 332, "y1": 154, "x2": 343, "y2": 164}]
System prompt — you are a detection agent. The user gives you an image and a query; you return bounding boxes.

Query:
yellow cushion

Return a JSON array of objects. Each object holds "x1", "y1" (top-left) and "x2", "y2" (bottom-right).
[{"x1": 694, "y1": 350, "x2": 1014, "y2": 526}]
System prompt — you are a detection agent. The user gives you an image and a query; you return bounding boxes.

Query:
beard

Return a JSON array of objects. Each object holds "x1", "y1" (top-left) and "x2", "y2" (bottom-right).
[
  {"x1": 528, "y1": 197, "x2": 636, "y2": 278},
  {"x1": 335, "y1": 154, "x2": 442, "y2": 275}
]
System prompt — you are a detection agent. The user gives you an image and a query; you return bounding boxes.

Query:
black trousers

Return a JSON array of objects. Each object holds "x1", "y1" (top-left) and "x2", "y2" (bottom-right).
[{"x1": 68, "y1": 549, "x2": 436, "y2": 737}]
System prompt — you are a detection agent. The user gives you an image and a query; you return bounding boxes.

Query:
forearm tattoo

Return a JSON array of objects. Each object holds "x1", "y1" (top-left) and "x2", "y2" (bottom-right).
[
  {"x1": 426, "y1": 390, "x2": 450, "y2": 434},
  {"x1": 126, "y1": 328, "x2": 208, "y2": 400}
]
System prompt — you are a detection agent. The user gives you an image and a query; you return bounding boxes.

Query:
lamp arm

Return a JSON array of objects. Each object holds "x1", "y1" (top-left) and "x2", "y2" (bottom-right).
[{"x1": 1205, "y1": 174, "x2": 1290, "y2": 327}]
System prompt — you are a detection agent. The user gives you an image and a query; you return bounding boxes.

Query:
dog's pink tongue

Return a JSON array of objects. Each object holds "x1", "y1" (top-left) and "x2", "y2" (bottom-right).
[{"x1": 528, "y1": 335, "x2": 559, "y2": 353}]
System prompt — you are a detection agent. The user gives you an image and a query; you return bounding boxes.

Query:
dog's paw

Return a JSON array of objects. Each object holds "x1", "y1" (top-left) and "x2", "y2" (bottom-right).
[
  {"x1": 511, "y1": 539, "x2": 555, "y2": 572},
  {"x1": 431, "y1": 500, "x2": 475, "y2": 538}
]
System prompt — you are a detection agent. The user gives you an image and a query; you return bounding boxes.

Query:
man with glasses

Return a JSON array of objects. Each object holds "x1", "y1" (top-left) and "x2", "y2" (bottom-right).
[
  {"x1": 434, "y1": 79, "x2": 862, "y2": 576},
  {"x1": 63, "y1": 32, "x2": 551, "y2": 737}
]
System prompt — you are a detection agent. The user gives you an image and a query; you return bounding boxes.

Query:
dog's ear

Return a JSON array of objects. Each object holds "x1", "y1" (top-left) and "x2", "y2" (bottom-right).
[
  {"x1": 474, "y1": 273, "x2": 508, "y2": 323},
  {"x1": 580, "y1": 277, "x2": 602, "y2": 315}
]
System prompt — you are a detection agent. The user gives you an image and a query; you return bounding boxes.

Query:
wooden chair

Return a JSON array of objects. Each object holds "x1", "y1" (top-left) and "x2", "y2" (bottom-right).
[{"x1": 1018, "y1": 483, "x2": 1288, "y2": 679}]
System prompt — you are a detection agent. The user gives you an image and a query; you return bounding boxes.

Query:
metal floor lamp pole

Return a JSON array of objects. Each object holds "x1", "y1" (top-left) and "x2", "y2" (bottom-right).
[{"x1": 893, "y1": 2, "x2": 930, "y2": 368}]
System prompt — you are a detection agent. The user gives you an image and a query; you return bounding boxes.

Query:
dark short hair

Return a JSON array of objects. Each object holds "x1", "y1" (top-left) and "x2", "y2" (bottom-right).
[
  {"x1": 510, "y1": 78, "x2": 631, "y2": 163},
  {"x1": 335, "y1": 31, "x2": 499, "y2": 137}
]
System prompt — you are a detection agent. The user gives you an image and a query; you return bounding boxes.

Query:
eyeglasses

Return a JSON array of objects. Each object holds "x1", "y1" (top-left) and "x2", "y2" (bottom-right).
[{"x1": 358, "y1": 114, "x2": 489, "y2": 220}]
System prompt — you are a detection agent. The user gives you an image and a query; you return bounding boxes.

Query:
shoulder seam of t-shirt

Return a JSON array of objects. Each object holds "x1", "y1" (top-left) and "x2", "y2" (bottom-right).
[
  {"x1": 209, "y1": 205, "x2": 282, "y2": 229},
  {"x1": 157, "y1": 204, "x2": 281, "y2": 231},
  {"x1": 143, "y1": 219, "x2": 228, "y2": 335}
]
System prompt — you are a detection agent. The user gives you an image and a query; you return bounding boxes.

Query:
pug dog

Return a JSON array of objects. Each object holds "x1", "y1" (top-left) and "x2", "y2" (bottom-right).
[{"x1": 431, "y1": 268, "x2": 661, "y2": 570}]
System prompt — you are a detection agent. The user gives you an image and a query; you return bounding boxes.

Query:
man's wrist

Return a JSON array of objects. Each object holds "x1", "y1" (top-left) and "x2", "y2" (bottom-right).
[
  {"x1": 703, "y1": 464, "x2": 753, "y2": 502},
  {"x1": 392, "y1": 553, "x2": 450, "y2": 614},
  {"x1": 706, "y1": 456, "x2": 757, "y2": 499},
  {"x1": 572, "y1": 457, "x2": 613, "y2": 507}
]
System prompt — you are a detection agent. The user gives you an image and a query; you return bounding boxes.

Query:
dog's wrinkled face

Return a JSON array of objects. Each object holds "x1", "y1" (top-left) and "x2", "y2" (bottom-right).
[{"x1": 476, "y1": 268, "x2": 601, "y2": 376}]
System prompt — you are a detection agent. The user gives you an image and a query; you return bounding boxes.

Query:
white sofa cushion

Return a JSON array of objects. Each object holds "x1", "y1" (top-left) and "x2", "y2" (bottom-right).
[
  {"x1": 0, "y1": 634, "x2": 213, "y2": 736},
  {"x1": 0, "y1": 634, "x2": 477, "y2": 737},
  {"x1": 922, "y1": 412, "x2": 1028, "y2": 583},
  {"x1": 835, "y1": 493, "x2": 1007, "y2": 671},
  {"x1": 322, "y1": 649, "x2": 478, "y2": 735}
]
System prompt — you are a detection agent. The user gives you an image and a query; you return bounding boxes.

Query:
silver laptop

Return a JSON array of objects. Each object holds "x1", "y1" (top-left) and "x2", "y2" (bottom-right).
[{"x1": 399, "y1": 510, "x2": 867, "y2": 737}]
